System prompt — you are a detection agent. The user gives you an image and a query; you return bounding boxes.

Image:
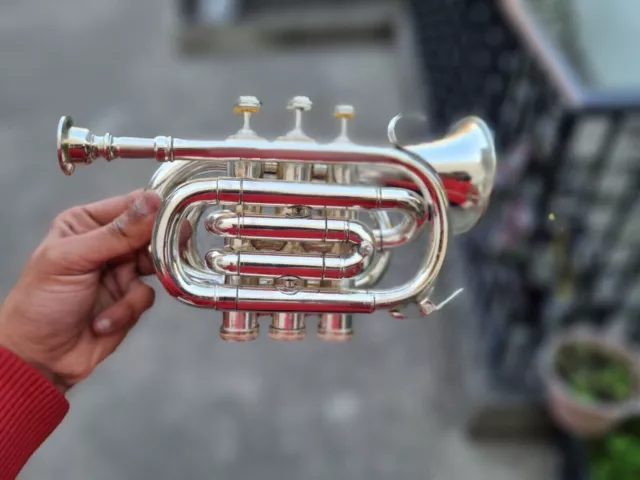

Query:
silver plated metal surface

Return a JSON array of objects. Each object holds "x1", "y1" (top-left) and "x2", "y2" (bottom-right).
[{"x1": 56, "y1": 95, "x2": 497, "y2": 341}]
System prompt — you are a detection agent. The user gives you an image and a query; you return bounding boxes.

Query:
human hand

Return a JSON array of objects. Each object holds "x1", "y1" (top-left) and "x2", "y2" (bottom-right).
[{"x1": 0, "y1": 189, "x2": 162, "y2": 394}]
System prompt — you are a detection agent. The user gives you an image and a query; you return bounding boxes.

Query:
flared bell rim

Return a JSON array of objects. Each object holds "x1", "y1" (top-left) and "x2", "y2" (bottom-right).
[{"x1": 447, "y1": 115, "x2": 497, "y2": 234}]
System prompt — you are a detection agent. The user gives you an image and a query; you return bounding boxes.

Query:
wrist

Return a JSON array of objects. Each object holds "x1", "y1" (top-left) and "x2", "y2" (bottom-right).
[
  {"x1": 22, "y1": 358, "x2": 71, "y2": 395},
  {"x1": 0, "y1": 334, "x2": 69, "y2": 395}
]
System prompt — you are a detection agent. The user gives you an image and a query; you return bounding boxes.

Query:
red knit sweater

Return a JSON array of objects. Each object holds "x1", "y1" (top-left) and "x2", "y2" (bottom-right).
[{"x1": 0, "y1": 346, "x2": 69, "y2": 479}]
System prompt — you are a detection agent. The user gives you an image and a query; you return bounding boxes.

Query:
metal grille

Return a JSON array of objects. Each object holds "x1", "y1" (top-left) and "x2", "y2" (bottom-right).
[{"x1": 406, "y1": 0, "x2": 640, "y2": 395}]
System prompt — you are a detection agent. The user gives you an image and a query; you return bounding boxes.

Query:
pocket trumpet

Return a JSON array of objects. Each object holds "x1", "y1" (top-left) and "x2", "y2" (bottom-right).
[{"x1": 56, "y1": 96, "x2": 496, "y2": 342}]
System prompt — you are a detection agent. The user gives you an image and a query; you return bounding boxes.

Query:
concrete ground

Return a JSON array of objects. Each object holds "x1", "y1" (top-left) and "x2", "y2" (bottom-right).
[{"x1": 0, "y1": 0, "x2": 556, "y2": 478}]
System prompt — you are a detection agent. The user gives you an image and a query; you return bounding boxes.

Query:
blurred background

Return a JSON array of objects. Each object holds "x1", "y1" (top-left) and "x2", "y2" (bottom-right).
[{"x1": 1, "y1": 0, "x2": 638, "y2": 478}]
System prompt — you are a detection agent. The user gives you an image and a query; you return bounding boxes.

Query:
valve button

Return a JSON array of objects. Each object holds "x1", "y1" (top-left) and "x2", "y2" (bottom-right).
[
  {"x1": 277, "y1": 96, "x2": 315, "y2": 143},
  {"x1": 233, "y1": 96, "x2": 261, "y2": 114},
  {"x1": 229, "y1": 95, "x2": 265, "y2": 141},
  {"x1": 332, "y1": 104, "x2": 355, "y2": 144},
  {"x1": 287, "y1": 96, "x2": 313, "y2": 111},
  {"x1": 334, "y1": 104, "x2": 355, "y2": 119}
]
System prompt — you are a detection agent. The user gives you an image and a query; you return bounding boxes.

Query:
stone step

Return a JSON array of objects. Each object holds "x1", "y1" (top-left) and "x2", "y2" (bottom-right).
[{"x1": 175, "y1": 2, "x2": 400, "y2": 54}]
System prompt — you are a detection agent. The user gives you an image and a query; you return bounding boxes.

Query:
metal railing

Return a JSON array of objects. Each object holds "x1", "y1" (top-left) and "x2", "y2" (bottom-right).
[{"x1": 406, "y1": 0, "x2": 640, "y2": 395}]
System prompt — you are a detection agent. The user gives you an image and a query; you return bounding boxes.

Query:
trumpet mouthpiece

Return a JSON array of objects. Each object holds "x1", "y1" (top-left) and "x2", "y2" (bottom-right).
[{"x1": 57, "y1": 116, "x2": 77, "y2": 175}]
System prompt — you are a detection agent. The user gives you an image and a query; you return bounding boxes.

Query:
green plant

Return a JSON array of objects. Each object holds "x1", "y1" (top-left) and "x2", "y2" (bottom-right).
[
  {"x1": 588, "y1": 418, "x2": 640, "y2": 480},
  {"x1": 554, "y1": 341, "x2": 634, "y2": 403}
]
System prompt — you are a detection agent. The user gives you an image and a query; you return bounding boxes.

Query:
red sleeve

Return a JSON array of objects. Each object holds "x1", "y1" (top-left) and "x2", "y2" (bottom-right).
[{"x1": 0, "y1": 346, "x2": 69, "y2": 480}]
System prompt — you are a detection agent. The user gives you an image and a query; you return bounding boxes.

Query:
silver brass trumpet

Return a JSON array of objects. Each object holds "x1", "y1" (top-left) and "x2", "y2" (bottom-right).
[{"x1": 56, "y1": 95, "x2": 496, "y2": 342}]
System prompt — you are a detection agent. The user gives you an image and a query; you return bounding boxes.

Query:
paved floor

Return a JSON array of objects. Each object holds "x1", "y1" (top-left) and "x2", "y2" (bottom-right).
[{"x1": 0, "y1": 0, "x2": 555, "y2": 478}]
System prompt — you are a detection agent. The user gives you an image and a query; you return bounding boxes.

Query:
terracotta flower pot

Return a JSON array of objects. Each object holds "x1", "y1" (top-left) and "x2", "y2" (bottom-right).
[{"x1": 539, "y1": 325, "x2": 640, "y2": 438}]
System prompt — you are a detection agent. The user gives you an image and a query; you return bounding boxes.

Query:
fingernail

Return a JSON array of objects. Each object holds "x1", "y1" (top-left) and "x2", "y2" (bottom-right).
[
  {"x1": 130, "y1": 191, "x2": 161, "y2": 219},
  {"x1": 95, "y1": 318, "x2": 113, "y2": 333}
]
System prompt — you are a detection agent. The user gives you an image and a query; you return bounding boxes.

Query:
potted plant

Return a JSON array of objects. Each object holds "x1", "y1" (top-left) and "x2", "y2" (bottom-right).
[{"x1": 539, "y1": 324, "x2": 640, "y2": 437}]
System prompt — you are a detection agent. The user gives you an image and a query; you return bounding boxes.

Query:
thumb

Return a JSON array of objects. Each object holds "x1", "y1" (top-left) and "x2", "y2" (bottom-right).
[{"x1": 74, "y1": 190, "x2": 162, "y2": 267}]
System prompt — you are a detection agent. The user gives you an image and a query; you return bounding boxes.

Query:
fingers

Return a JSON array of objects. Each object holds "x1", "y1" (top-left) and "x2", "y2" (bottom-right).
[
  {"x1": 81, "y1": 189, "x2": 147, "y2": 225},
  {"x1": 92, "y1": 280, "x2": 156, "y2": 363},
  {"x1": 136, "y1": 216, "x2": 192, "y2": 276},
  {"x1": 137, "y1": 248, "x2": 156, "y2": 276},
  {"x1": 93, "y1": 279, "x2": 156, "y2": 336},
  {"x1": 67, "y1": 190, "x2": 162, "y2": 270},
  {"x1": 49, "y1": 190, "x2": 147, "y2": 240}
]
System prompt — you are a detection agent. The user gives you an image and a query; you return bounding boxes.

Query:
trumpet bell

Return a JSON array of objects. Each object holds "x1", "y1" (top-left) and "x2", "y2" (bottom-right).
[
  {"x1": 359, "y1": 115, "x2": 496, "y2": 235},
  {"x1": 404, "y1": 116, "x2": 496, "y2": 234},
  {"x1": 54, "y1": 95, "x2": 497, "y2": 342}
]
